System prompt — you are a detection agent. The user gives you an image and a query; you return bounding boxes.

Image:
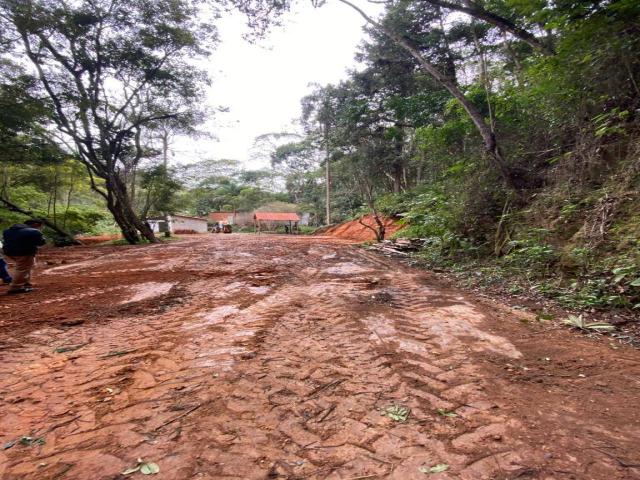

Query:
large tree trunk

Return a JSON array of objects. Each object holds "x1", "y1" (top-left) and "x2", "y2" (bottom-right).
[
  {"x1": 107, "y1": 174, "x2": 160, "y2": 244},
  {"x1": 102, "y1": 185, "x2": 140, "y2": 244},
  {"x1": 85, "y1": 164, "x2": 143, "y2": 244},
  {"x1": 392, "y1": 127, "x2": 405, "y2": 194},
  {"x1": 106, "y1": 199, "x2": 140, "y2": 244},
  {"x1": 392, "y1": 161, "x2": 403, "y2": 194}
]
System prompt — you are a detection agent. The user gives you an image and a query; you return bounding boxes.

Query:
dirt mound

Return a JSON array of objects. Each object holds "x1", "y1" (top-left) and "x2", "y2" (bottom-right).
[{"x1": 316, "y1": 214, "x2": 403, "y2": 241}]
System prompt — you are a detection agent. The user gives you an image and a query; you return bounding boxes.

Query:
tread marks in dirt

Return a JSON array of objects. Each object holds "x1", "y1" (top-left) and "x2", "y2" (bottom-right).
[{"x1": 171, "y1": 249, "x2": 528, "y2": 479}]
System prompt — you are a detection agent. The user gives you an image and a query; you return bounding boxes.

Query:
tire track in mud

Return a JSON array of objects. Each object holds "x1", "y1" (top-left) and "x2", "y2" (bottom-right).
[
  {"x1": 164, "y1": 251, "x2": 530, "y2": 479},
  {"x1": 0, "y1": 237, "x2": 331, "y2": 479},
  {"x1": 359, "y1": 271, "x2": 527, "y2": 479}
]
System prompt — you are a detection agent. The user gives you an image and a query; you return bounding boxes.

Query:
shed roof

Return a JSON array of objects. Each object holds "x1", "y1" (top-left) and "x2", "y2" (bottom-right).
[
  {"x1": 254, "y1": 212, "x2": 300, "y2": 222},
  {"x1": 208, "y1": 212, "x2": 234, "y2": 222},
  {"x1": 147, "y1": 215, "x2": 206, "y2": 222},
  {"x1": 172, "y1": 214, "x2": 207, "y2": 222}
]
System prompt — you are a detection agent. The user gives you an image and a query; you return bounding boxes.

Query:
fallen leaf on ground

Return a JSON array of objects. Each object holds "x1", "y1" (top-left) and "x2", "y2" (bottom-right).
[
  {"x1": 436, "y1": 408, "x2": 457, "y2": 418},
  {"x1": 419, "y1": 463, "x2": 449, "y2": 474},
  {"x1": 19, "y1": 436, "x2": 45, "y2": 447},
  {"x1": 380, "y1": 405, "x2": 410, "y2": 422},
  {"x1": 140, "y1": 462, "x2": 160, "y2": 475},
  {"x1": 100, "y1": 349, "x2": 136, "y2": 359},
  {"x1": 121, "y1": 466, "x2": 140, "y2": 475},
  {"x1": 562, "y1": 315, "x2": 615, "y2": 332},
  {"x1": 54, "y1": 344, "x2": 86, "y2": 353}
]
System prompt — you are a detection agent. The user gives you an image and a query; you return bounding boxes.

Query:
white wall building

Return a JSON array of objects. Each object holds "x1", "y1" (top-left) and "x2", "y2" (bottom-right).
[{"x1": 147, "y1": 215, "x2": 208, "y2": 234}]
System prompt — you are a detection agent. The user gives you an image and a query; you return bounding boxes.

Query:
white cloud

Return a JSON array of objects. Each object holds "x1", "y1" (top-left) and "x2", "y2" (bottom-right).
[{"x1": 172, "y1": 0, "x2": 382, "y2": 169}]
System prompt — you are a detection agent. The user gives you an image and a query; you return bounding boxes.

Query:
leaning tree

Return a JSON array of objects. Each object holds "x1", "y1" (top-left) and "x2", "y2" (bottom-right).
[{"x1": 0, "y1": 0, "x2": 216, "y2": 243}]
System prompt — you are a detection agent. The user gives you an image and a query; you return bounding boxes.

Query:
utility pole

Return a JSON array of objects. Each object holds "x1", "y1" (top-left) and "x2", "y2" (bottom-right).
[
  {"x1": 162, "y1": 129, "x2": 169, "y2": 169},
  {"x1": 161, "y1": 127, "x2": 171, "y2": 236},
  {"x1": 324, "y1": 120, "x2": 331, "y2": 225}
]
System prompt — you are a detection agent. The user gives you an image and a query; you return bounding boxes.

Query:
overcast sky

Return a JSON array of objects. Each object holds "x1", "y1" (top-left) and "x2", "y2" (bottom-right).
[{"x1": 172, "y1": 1, "x2": 382, "y2": 169}]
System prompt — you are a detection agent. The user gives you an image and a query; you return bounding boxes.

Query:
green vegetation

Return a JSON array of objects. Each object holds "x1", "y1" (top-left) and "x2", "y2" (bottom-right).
[
  {"x1": 174, "y1": 159, "x2": 291, "y2": 216},
  {"x1": 272, "y1": 0, "x2": 640, "y2": 313}
]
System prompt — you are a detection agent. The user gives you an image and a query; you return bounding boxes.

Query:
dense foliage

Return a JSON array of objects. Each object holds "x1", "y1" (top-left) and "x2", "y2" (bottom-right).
[
  {"x1": 0, "y1": 0, "x2": 215, "y2": 243},
  {"x1": 279, "y1": 0, "x2": 640, "y2": 310}
]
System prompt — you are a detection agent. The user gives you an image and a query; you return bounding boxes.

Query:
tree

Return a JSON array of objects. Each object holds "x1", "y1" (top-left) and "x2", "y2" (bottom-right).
[
  {"x1": 230, "y1": 0, "x2": 530, "y2": 192},
  {"x1": 301, "y1": 85, "x2": 345, "y2": 224},
  {"x1": 271, "y1": 139, "x2": 320, "y2": 204},
  {"x1": 416, "y1": 0, "x2": 552, "y2": 55},
  {"x1": 0, "y1": 69, "x2": 61, "y2": 167},
  {"x1": 0, "y1": 0, "x2": 215, "y2": 243},
  {"x1": 138, "y1": 164, "x2": 182, "y2": 218},
  {"x1": 175, "y1": 157, "x2": 287, "y2": 215},
  {"x1": 0, "y1": 64, "x2": 84, "y2": 242},
  {"x1": 338, "y1": 0, "x2": 521, "y2": 193}
]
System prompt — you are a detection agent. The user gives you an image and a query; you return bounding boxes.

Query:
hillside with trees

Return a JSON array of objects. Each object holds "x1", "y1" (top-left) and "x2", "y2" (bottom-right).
[{"x1": 276, "y1": 0, "x2": 640, "y2": 313}]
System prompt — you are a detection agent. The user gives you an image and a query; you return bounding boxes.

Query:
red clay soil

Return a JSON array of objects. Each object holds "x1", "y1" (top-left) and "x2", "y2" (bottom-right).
[
  {"x1": 1, "y1": 234, "x2": 639, "y2": 480},
  {"x1": 317, "y1": 215, "x2": 403, "y2": 241}
]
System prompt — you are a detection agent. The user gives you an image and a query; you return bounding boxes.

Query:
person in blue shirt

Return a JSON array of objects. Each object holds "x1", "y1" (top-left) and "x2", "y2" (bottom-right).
[{"x1": 2, "y1": 219, "x2": 46, "y2": 294}]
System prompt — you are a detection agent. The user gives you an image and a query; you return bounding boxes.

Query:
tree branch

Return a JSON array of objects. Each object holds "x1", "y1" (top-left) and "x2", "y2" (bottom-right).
[{"x1": 422, "y1": 0, "x2": 553, "y2": 54}]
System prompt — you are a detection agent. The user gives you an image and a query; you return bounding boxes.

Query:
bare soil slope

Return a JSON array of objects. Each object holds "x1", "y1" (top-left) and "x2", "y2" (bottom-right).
[
  {"x1": 316, "y1": 215, "x2": 403, "y2": 241},
  {"x1": 1, "y1": 234, "x2": 639, "y2": 479}
]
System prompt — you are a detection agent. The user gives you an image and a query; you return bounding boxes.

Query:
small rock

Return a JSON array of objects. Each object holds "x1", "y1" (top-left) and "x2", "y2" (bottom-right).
[{"x1": 61, "y1": 319, "x2": 85, "y2": 327}]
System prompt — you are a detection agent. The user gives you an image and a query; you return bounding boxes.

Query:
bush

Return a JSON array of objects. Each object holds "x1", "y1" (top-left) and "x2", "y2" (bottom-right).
[
  {"x1": 504, "y1": 241, "x2": 557, "y2": 269},
  {"x1": 298, "y1": 225, "x2": 317, "y2": 235},
  {"x1": 56, "y1": 207, "x2": 108, "y2": 235},
  {"x1": 233, "y1": 225, "x2": 256, "y2": 233}
]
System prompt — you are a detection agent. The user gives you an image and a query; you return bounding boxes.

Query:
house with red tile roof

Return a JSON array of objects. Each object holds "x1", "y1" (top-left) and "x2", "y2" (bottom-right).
[{"x1": 253, "y1": 212, "x2": 301, "y2": 234}]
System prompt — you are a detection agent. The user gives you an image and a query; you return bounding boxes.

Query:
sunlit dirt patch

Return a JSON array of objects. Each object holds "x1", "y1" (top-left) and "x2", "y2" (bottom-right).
[{"x1": 120, "y1": 282, "x2": 177, "y2": 304}]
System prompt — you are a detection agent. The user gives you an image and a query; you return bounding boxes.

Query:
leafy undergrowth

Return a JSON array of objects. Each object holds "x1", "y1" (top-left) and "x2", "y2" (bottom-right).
[
  {"x1": 424, "y1": 249, "x2": 640, "y2": 312},
  {"x1": 376, "y1": 146, "x2": 640, "y2": 316},
  {"x1": 375, "y1": 158, "x2": 640, "y2": 347},
  {"x1": 396, "y1": 250, "x2": 640, "y2": 349}
]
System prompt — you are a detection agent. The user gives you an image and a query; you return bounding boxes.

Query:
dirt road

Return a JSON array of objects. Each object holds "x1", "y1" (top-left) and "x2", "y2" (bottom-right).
[{"x1": 1, "y1": 235, "x2": 639, "y2": 480}]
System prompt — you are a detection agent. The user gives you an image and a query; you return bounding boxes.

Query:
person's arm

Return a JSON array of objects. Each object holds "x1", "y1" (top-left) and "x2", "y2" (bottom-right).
[
  {"x1": 27, "y1": 229, "x2": 46, "y2": 247},
  {"x1": 36, "y1": 231, "x2": 46, "y2": 246}
]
